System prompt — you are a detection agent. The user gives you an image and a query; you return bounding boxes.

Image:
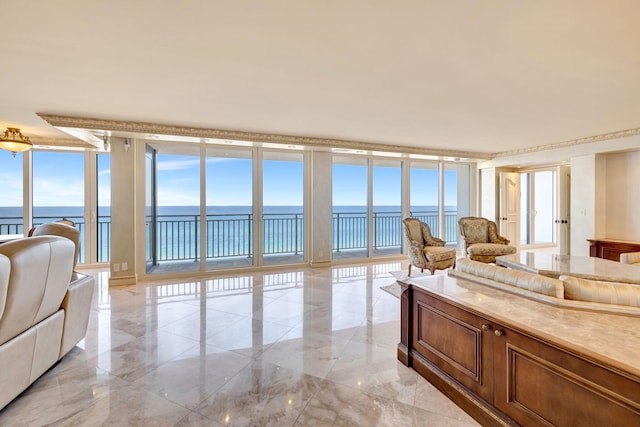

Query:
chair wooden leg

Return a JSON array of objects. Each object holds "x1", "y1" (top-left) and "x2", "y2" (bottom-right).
[
  {"x1": 429, "y1": 266, "x2": 435, "y2": 275},
  {"x1": 408, "y1": 264, "x2": 412, "y2": 277}
]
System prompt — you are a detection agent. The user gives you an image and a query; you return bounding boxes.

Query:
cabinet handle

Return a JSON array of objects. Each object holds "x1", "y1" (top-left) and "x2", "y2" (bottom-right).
[
  {"x1": 494, "y1": 329, "x2": 504, "y2": 337},
  {"x1": 481, "y1": 324, "x2": 491, "y2": 331}
]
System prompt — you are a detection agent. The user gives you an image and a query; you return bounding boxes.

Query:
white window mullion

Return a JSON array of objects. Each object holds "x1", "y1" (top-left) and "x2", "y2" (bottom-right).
[
  {"x1": 254, "y1": 148, "x2": 263, "y2": 266},
  {"x1": 438, "y1": 162, "x2": 445, "y2": 240},
  {"x1": 84, "y1": 152, "x2": 98, "y2": 264}
]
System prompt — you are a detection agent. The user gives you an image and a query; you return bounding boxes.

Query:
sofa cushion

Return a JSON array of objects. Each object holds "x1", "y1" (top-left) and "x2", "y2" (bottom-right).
[
  {"x1": 457, "y1": 258, "x2": 564, "y2": 298},
  {"x1": 620, "y1": 252, "x2": 640, "y2": 265},
  {"x1": 456, "y1": 257, "x2": 502, "y2": 279},
  {"x1": 561, "y1": 276, "x2": 640, "y2": 307}
]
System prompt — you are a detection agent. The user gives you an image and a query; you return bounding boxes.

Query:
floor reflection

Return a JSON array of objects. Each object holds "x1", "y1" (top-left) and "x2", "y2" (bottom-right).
[{"x1": 0, "y1": 261, "x2": 478, "y2": 426}]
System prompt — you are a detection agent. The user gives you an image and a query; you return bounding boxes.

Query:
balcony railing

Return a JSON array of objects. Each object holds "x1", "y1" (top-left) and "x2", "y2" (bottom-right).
[
  {"x1": 147, "y1": 213, "x2": 304, "y2": 261},
  {"x1": 332, "y1": 211, "x2": 459, "y2": 252},
  {"x1": 1, "y1": 209, "x2": 459, "y2": 264}
]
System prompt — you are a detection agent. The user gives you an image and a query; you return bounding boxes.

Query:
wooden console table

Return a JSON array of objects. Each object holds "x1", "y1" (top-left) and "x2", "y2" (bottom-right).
[{"x1": 588, "y1": 238, "x2": 640, "y2": 261}]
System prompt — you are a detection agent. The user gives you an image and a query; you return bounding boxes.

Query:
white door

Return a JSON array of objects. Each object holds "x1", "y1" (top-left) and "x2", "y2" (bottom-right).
[
  {"x1": 557, "y1": 166, "x2": 571, "y2": 255},
  {"x1": 500, "y1": 172, "x2": 520, "y2": 249}
]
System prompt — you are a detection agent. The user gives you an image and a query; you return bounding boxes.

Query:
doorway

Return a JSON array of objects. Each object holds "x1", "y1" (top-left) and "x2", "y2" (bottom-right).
[{"x1": 520, "y1": 169, "x2": 556, "y2": 248}]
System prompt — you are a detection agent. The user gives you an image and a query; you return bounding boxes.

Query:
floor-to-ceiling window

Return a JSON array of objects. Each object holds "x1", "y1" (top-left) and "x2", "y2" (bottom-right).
[
  {"x1": 33, "y1": 151, "x2": 86, "y2": 261},
  {"x1": 1, "y1": 149, "x2": 111, "y2": 265},
  {"x1": 410, "y1": 161, "x2": 439, "y2": 236},
  {"x1": 0, "y1": 150, "x2": 23, "y2": 236},
  {"x1": 409, "y1": 161, "x2": 470, "y2": 247},
  {"x1": 205, "y1": 147, "x2": 253, "y2": 269},
  {"x1": 263, "y1": 151, "x2": 305, "y2": 265},
  {"x1": 144, "y1": 143, "x2": 311, "y2": 274},
  {"x1": 372, "y1": 159, "x2": 402, "y2": 256},
  {"x1": 332, "y1": 156, "x2": 369, "y2": 259}
]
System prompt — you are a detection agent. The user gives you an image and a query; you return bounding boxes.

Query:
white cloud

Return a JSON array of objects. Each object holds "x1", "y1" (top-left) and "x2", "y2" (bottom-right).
[{"x1": 157, "y1": 158, "x2": 200, "y2": 171}]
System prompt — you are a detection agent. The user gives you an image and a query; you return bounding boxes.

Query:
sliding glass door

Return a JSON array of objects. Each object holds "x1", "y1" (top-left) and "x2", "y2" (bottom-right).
[
  {"x1": 372, "y1": 159, "x2": 402, "y2": 256},
  {"x1": 146, "y1": 143, "x2": 201, "y2": 274},
  {"x1": 263, "y1": 151, "x2": 304, "y2": 265},
  {"x1": 520, "y1": 170, "x2": 556, "y2": 246},
  {"x1": 332, "y1": 156, "x2": 369, "y2": 259}
]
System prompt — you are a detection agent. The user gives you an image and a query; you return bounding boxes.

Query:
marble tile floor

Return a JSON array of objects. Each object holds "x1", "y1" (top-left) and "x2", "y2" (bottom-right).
[{"x1": 0, "y1": 261, "x2": 479, "y2": 426}]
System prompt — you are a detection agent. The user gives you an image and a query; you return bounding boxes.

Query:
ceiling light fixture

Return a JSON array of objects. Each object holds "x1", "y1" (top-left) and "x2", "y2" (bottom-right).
[{"x1": 0, "y1": 127, "x2": 33, "y2": 156}]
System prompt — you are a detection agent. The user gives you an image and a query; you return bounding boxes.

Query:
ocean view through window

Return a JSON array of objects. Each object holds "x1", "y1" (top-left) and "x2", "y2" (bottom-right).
[
  {"x1": 0, "y1": 204, "x2": 456, "y2": 260},
  {"x1": 2, "y1": 145, "x2": 469, "y2": 272}
]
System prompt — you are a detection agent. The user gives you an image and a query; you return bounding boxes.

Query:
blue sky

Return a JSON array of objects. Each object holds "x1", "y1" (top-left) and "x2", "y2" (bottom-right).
[{"x1": 1, "y1": 151, "x2": 458, "y2": 208}]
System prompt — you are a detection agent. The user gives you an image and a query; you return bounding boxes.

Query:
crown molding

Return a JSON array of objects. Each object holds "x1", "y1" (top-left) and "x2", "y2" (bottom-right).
[
  {"x1": 37, "y1": 114, "x2": 640, "y2": 160},
  {"x1": 491, "y1": 127, "x2": 640, "y2": 158},
  {"x1": 29, "y1": 136, "x2": 98, "y2": 150},
  {"x1": 37, "y1": 113, "x2": 491, "y2": 160}
]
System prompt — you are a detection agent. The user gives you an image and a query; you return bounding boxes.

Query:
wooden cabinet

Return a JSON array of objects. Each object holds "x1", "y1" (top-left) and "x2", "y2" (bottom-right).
[
  {"x1": 588, "y1": 238, "x2": 640, "y2": 261},
  {"x1": 399, "y1": 285, "x2": 640, "y2": 427}
]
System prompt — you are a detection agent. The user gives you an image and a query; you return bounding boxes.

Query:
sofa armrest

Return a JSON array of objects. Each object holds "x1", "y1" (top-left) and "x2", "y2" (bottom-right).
[
  {"x1": 59, "y1": 273, "x2": 94, "y2": 358},
  {"x1": 424, "y1": 236, "x2": 446, "y2": 247}
]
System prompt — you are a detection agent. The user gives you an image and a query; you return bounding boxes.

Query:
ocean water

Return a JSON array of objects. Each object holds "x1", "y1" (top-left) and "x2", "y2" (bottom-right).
[{"x1": 0, "y1": 205, "x2": 455, "y2": 223}]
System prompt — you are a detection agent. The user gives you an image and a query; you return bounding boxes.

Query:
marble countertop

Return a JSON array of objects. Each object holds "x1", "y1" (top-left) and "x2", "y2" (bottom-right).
[
  {"x1": 497, "y1": 252, "x2": 640, "y2": 283},
  {"x1": 399, "y1": 273, "x2": 640, "y2": 379}
]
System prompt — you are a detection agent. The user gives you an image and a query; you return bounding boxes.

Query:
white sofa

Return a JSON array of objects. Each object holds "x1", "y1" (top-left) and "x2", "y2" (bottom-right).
[
  {"x1": 0, "y1": 236, "x2": 94, "y2": 410},
  {"x1": 450, "y1": 258, "x2": 640, "y2": 315},
  {"x1": 620, "y1": 252, "x2": 640, "y2": 265}
]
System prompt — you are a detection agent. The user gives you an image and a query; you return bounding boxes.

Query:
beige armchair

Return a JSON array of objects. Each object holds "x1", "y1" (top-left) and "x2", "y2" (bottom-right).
[
  {"x1": 403, "y1": 218, "x2": 457, "y2": 276},
  {"x1": 458, "y1": 216, "x2": 516, "y2": 263},
  {"x1": 620, "y1": 252, "x2": 640, "y2": 265}
]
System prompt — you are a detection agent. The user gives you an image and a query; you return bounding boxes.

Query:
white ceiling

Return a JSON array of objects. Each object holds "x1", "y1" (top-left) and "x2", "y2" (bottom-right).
[{"x1": 2, "y1": 1, "x2": 640, "y2": 156}]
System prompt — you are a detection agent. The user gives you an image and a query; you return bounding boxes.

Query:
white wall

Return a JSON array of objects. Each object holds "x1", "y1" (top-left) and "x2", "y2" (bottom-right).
[
  {"x1": 480, "y1": 167, "x2": 497, "y2": 221},
  {"x1": 570, "y1": 154, "x2": 606, "y2": 256},
  {"x1": 109, "y1": 137, "x2": 138, "y2": 285},
  {"x1": 604, "y1": 151, "x2": 640, "y2": 241}
]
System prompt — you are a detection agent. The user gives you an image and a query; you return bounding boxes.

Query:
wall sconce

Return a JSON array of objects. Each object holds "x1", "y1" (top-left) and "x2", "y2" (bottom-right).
[
  {"x1": 124, "y1": 139, "x2": 131, "y2": 152},
  {"x1": 0, "y1": 127, "x2": 33, "y2": 156}
]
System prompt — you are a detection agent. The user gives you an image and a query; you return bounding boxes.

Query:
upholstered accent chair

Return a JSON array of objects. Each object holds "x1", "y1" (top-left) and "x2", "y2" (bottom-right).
[
  {"x1": 403, "y1": 218, "x2": 457, "y2": 276},
  {"x1": 458, "y1": 216, "x2": 516, "y2": 263},
  {"x1": 620, "y1": 252, "x2": 640, "y2": 265}
]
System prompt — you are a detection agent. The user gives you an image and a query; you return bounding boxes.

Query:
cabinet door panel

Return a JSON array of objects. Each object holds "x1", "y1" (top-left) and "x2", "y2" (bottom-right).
[
  {"x1": 412, "y1": 292, "x2": 493, "y2": 401},
  {"x1": 495, "y1": 330, "x2": 640, "y2": 427}
]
